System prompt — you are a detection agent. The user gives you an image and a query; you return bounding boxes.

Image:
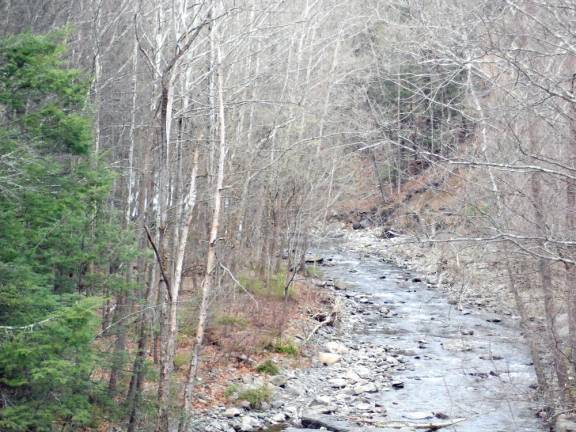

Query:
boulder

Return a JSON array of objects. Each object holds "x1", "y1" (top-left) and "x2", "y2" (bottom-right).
[
  {"x1": 224, "y1": 407, "x2": 242, "y2": 418},
  {"x1": 333, "y1": 280, "x2": 352, "y2": 290},
  {"x1": 305, "y1": 255, "x2": 324, "y2": 264},
  {"x1": 318, "y1": 352, "x2": 341, "y2": 365},
  {"x1": 270, "y1": 412, "x2": 287, "y2": 423},
  {"x1": 239, "y1": 415, "x2": 260, "y2": 431},
  {"x1": 238, "y1": 400, "x2": 251, "y2": 409},
  {"x1": 270, "y1": 375, "x2": 288, "y2": 387},
  {"x1": 556, "y1": 415, "x2": 576, "y2": 432},
  {"x1": 285, "y1": 382, "x2": 306, "y2": 396}
]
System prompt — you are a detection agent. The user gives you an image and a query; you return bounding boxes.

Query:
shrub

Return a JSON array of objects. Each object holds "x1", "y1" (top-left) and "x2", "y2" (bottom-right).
[
  {"x1": 305, "y1": 265, "x2": 323, "y2": 278},
  {"x1": 224, "y1": 384, "x2": 239, "y2": 399},
  {"x1": 238, "y1": 274, "x2": 265, "y2": 295},
  {"x1": 215, "y1": 314, "x2": 249, "y2": 328},
  {"x1": 236, "y1": 385, "x2": 272, "y2": 409},
  {"x1": 239, "y1": 270, "x2": 297, "y2": 299},
  {"x1": 173, "y1": 353, "x2": 188, "y2": 370},
  {"x1": 266, "y1": 339, "x2": 299, "y2": 357},
  {"x1": 255, "y1": 359, "x2": 280, "y2": 375}
]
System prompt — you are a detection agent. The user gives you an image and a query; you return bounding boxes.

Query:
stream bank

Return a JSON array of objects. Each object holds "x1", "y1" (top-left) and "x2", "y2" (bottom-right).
[{"x1": 190, "y1": 233, "x2": 545, "y2": 432}]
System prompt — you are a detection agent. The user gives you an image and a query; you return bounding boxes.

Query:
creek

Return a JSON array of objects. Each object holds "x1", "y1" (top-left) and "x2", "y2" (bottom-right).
[{"x1": 270, "y1": 243, "x2": 545, "y2": 431}]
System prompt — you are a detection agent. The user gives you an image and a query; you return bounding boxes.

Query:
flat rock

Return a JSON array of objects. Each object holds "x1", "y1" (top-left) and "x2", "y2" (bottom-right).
[
  {"x1": 313, "y1": 395, "x2": 333, "y2": 405},
  {"x1": 442, "y1": 340, "x2": 473, "y2": 352},
  {"x1": 301, "y1": 414, "x2": 355, "y2": 431},
  {"x1": 325, "y1": 341, "x2": 349, "y2": 354},
  {"x1": 354, "y1": 402, "x2": 373, "y2": 411},
  {"x1": 306, "y1": 405, "x2": 338, "y2": 415},
  {"x1": 403, "y1": 411, "x2": 434, "y2": 420},
  {"x1": 353, "y1": 382, "x2": 378, "y2": 394}
]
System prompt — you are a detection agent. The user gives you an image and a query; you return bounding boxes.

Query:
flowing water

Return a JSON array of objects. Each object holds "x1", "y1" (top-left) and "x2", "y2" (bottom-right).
[{"x1": 287, "y1": 243, "x2": 545, "y2": 431}]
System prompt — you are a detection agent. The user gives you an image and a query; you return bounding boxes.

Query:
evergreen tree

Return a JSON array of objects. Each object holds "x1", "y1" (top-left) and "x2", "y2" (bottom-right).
[{"x1": 0, "y1": 32, "x2": 136, "y2": 432}]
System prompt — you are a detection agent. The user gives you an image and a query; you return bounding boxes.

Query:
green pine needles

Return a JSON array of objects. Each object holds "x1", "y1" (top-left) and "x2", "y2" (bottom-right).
[{"x1": 0, "y1": 32, "x2": 137, "y2": 431}]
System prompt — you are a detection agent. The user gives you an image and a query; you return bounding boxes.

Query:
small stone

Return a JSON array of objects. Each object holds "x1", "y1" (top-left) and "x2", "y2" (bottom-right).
[
  {"x1": 313, "y1": 395, "x2": 332, "y2": 405},
  {"x1": 354, "y1": 365, "x2": 372, "y2": 379},
  {"x1": 392, "y1": 381, "x2": 405, "y2": 389},
  {"x1": 442, "y1": 340, "x2": 473, "y2": 352},
  {"x1": 329, "y1": 378, "x2": 348, "y2": 388},
  {"x1": 285, "y1": 383, "x2": 306, "y2": 396},
  {"x1": 345, "y1": 369, "x2": 362, "y2": 382},
  {"x1": 404, "y1": 411, "x2": 433, "y2": 420},
  {"x1": 355, "y1": 402, "x2": 373, "y2": 411},
  {"x1": 354, "y1": 382, "x2": 378, "y2": 394},
  {"x1": 271, "y1": 399, "x2": 284, "y2": 409},
  {"x1": 325, "y1": 341, "x2": 349, "y2": 354}
]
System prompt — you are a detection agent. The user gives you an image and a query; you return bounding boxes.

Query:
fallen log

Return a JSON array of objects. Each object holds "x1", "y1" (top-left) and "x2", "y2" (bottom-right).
[
  {"x1": 304, "y1": 297, "x2": 342, "y2": 343},
  {"x1": 369, "y1": 418, "x2": 466, "y2": 430}
]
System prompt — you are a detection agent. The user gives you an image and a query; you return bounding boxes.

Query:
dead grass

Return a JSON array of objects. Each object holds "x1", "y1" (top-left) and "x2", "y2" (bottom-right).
[{"x1": 168, "y1": 276, "x2": 333, "y2": 411}]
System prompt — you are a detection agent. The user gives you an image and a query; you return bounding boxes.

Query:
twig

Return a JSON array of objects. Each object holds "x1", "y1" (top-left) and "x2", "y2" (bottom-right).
[
  {"x1": 144, "y1": 224, "x2": 172, "y2": 302},
  {"x1": 219, "y1": 263, "x2": 259, "y2": 309}
]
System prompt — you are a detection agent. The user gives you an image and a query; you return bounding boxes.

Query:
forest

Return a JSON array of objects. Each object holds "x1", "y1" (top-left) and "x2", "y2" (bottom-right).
[{"x1": 0, "y1": 1, "x2": 575, "y2": 431}]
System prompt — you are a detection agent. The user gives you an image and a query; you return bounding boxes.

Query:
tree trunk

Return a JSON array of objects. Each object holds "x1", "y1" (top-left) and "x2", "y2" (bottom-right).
[
  {"x1": 531, "y1": 172, "x2": 570, "y2": 402},
  {"x1": 179, "y1": 25, "x2": 227, "y2": 431}
]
